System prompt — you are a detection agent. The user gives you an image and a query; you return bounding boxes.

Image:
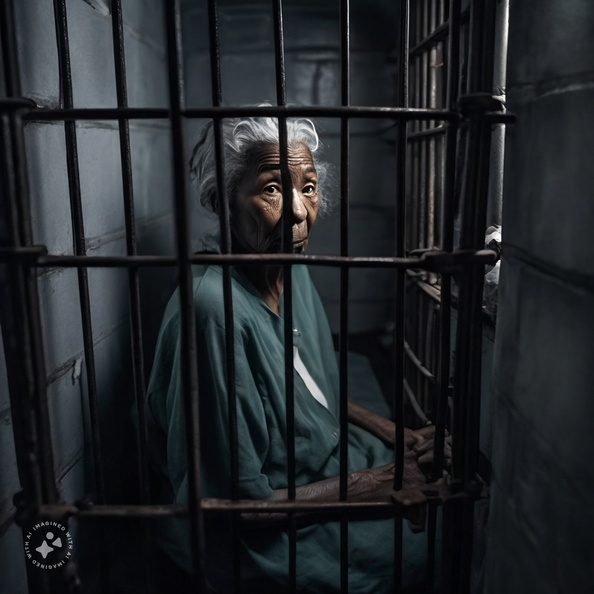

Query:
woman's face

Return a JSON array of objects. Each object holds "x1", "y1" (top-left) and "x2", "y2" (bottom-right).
[{"x1": 231, "y1": 142, "x2": 319, "y2": 254}]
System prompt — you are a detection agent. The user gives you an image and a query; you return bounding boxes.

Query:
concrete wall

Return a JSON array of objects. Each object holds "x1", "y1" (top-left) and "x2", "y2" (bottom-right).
[
  {"x1": 0, "y1": 1, "x2": 172, "y2": 591},
  {"x1": 485, "y1": 1, "x2": 594, "y2": 592}
]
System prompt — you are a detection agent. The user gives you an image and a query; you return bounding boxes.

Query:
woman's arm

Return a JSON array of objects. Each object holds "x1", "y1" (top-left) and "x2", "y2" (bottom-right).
[
  {"x1": 241, "y1": 453, "x2": 430, "y2": 530},
  {"x1": 347, "y1": 399, "x2": 450, "y2": 467}
]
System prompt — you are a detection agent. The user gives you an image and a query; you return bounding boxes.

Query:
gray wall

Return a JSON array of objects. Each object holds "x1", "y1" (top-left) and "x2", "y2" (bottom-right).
[
  {"x1": 0, "y1": 1, "x2": 173, "y2": 591},
  {"x1": 484, "y1": 1, "x2": 594, "y2": 592}
]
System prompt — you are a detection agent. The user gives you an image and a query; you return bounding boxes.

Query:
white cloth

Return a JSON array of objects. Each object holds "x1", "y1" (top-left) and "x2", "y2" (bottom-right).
[{"x1": 293, "y1": 346, "x2": 329, "y2": 409}]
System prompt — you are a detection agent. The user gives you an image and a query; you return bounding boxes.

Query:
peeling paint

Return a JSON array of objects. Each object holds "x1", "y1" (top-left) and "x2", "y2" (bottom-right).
[{"x1": 71, "y1": 359, "x2": 82, "y2": 385}]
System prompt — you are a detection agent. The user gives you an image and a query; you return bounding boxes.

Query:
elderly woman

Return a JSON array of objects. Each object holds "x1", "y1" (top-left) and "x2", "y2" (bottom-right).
[{"x1": 146, "y1": 112, "x2": 438, "y2": 593}]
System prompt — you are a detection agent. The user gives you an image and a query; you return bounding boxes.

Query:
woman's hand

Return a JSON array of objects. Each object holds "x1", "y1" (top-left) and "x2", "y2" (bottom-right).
[
  {"x1": 347, "y1": 399, "x2": 452, "y2": 471},
  {"x1": 244, "y1": 456, "x2": 434, "y2": 531}
]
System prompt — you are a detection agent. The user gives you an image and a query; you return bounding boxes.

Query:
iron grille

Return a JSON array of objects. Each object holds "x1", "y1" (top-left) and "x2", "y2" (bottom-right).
[{"x1": 0, "y1": 0, "x2": 511, "y2": 592}]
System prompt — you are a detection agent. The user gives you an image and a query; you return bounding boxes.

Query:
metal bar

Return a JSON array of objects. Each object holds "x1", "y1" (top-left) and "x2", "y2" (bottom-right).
[
  {"x1": 271, "y1": 1, "x2": 297, "y2": 590},
  {"x1": 109, "y1": 0, "x2": 150, "y2": 507},
  {"x1": 433, "y1": 3, "x2": 460, "y2": 593},
  {"x1": 433, "y1": 0, "x2": 459, "y2": 476},
  {"x1": 339, "y1": 1, "x2": 350, "y2": 591},
  {"x1": 393, "y1": 0, "x2": 410, "y2": 588},
  {"x1": 0, "y1": 3, "x2": 60, "y2": 591},
  {"x1": 163, "y1": 1, "x2": 206, "y2": 590},
  {"x1": 23, "y1": 104, "x2": 512, "y2": 124},
  {"x1": 408, "y1": 124, "x2": 447, "y2": 141},
  {"x1": 107, "y1": 3, "x2": 152, "y2": 590},
  {"x1": 52, "y1": 0, "x2": 106, "y2": 505},
  {"x1": 404, "y1": 339, "x2": 436, "y2": 381},
  {"x1": 0, "y1": 109, "x2": 57, "y2": 594},
  {"x1": 206, "y1": 1, "x2": 242, "y2": 591},
  {"x1": 18, "y1": 248, "x2": 497, "y2": 269},
  {"x1": 0, "y1": 0, "x2": 21, "y2": 96},
  {"x1": 23, "y1": 105, "x2": 464, "y2": 121},
  {"x1": 410, "y1": 14, "x2": 448, "y2": 57},
  {"x1": 38, "y1": 487, "x2": 473, "y2": 518}
]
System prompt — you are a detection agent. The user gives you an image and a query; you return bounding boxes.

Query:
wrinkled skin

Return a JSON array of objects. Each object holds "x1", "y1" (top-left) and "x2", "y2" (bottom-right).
[
  {"x1": 230, "y1": 142, "x2": 451, "y2": 529},
  {"x1": 231, "y1": 142, "x2": 319, "y2": 315},
  {"x1": 231, "y1": 142, "x2": 319, "y2": 255}
]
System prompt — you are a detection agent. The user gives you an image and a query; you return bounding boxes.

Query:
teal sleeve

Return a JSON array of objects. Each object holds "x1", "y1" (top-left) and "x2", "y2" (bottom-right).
[{"x1": 147, "y1": 268, "x2": 274, "y2": 505}]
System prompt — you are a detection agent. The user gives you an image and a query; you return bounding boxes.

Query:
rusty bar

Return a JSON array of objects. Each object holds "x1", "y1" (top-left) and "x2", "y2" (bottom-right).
[
  {"x1": 433, "y1": 0, "x2": 461, "y2": 591},
  {"x1": 339, "y1": 0, "x2": 351, "y2": 591},
  {"x1": 107, "y1": 1, "x2": 153, "y2": 589},
  {"x1": 109, "y1": 0, "x2": 150, "y2": 508},
  {"x1": 23, "y1": 104, "x2": 514, "y2": 124},
  {"x1": 1, "y1": 4, "x2": 60, "y2": 592},
  {"x1": 24, "y1": 105, "x2": 460, "y2": 121},
  {"x1": 0, "y1": 109, "x2": 57, "y2": 594},
  {"x1": 163, "y1": 1, "x2": 206, "y2": 590},
  {"x1": 30, "y1": 248, "x2": 496, "y2": 270},
  {"x1": 392, "y1": 0, "x2": 410, "y2": 588},
  {"x1": 38, "y1": 487, "x2": 470, "y2": 518},
  {"x1": 272, "y1": 1, "x2": 297, "y2": 590},
  {"x1": 206, "y1": 1, "x2": 242, "y2": 591},
  {"x1": 53, "y1": 0, "x2": 106, "y2": 504}
]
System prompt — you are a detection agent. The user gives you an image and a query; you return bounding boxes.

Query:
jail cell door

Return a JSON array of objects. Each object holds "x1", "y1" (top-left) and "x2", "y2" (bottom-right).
[{"x1": 0, "y1": 0, "x2": 510, "y2": 593}]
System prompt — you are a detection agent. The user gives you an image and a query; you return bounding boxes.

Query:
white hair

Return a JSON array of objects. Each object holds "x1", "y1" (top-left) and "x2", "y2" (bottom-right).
[{"x1": 189, "y1": 106, "x2": 333, "y2": 215}]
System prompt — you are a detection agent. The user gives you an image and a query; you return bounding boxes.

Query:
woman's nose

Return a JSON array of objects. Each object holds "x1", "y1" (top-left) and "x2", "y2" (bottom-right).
[{"x1": 291, "y1": 188, "x2": 307, "y2": 223}]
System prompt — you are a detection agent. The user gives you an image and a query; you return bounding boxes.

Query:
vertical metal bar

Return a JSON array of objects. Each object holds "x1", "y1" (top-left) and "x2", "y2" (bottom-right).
[
  {"x1": 487, "y1": 0, "x2": 509, "y2": 228},
  {"x1": 163, "y1": 2, "x2": 206, "y2": 591},
  {"x1": 107, "y1": 5, "x2": 152, "y2": 591},
  {"x1": 272, "y1": 2, "x2": 297, "y2": 590},
  {"x1": 0, "y1": 108, "x2": 56, "y2": 594},
  {"x1": 0, "y1": 0, "x2": 20, "y2": 97},
  {"x1": 1, "y1": 3, "x2": 66, "y2": 591},
  {"x1": 433, "y1": 0, "x2": 460, "y2": 591},
  {"x1": 393, "y1": 0, "x2": 410, "y2": 588},
  {"x1": 339, "y1": 1, "x2": 350, "y2": 592},
  {"x1": 206, "y1": 1, "x2": 241, "y2": 591},
  {"x1": 52, "y1": 0, "x2": 105, "y2": 506},
  {"x1": 432, "y1": 0, "x2": 459, "y2": 482},
  {"x1": 109, "y1": 0, "x2": 150, "y2": 506},
  {"x1": 428, "y1": 0, "x2": 437, "y2": 249}
]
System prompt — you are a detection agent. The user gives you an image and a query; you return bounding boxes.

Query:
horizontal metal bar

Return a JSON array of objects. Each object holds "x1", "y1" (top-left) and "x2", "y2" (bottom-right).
[
  {"x1": 22, "y1": 105, "x2": 514, "y2": 125},
  {"x1": 410, "y1": 20, "x2": 449, "y2": 58},
  {"x1": 1, "y1": 247, "x2": 497, "y2": 271},
  {"x1": 23, "y1": 105, "x2": 457, "y2": 122},
  {"x1": 408, "y1": 125, "x2": 447, "y2": 141},
  {"x1": 24, "y1": 107, "x2": 169, "y2": 121},
  {"x1": 37, "y1": 483, "x2": 480, "y2": 519},
  {"x1": 0, "y1": 97, "x2": 36, "y2": 111}
]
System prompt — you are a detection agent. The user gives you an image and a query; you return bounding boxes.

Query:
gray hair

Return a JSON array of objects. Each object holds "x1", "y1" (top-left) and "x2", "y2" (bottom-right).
[{"x1": 189, "y1": 108, "x2": 333, "y2": 215}]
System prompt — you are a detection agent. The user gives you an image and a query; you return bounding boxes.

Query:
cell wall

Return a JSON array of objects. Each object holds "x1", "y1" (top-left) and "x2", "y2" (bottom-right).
[
  {"x1": 485, "y1": 1, "x2": 594, "y2": 592},
  {"x1": 0, "y1": 1, "x2": 172, "y2": 590}
]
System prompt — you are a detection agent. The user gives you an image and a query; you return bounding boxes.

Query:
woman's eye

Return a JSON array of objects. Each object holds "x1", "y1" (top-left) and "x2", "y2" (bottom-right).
[
  {"x1": 303, "y1": 184, "x2": 316, "y2": 195},
  {"x1": 263, "y1": 184, "x2": 279, "y2": 194}
]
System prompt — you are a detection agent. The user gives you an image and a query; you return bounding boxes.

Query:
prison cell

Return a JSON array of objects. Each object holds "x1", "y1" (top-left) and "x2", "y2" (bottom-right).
[{"x1": 0, "y1": 0, "x2": 512, "y2": 592}]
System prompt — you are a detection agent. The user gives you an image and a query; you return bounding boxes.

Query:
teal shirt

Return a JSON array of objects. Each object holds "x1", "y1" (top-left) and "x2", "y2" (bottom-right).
[{"x1": 146, "y1": 265, "x2": 427, "y2": 593}]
